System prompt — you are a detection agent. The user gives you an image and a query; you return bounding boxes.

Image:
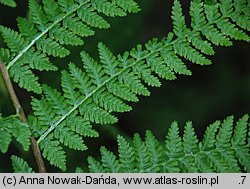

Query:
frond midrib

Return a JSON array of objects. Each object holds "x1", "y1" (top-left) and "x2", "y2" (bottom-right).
[
  {"x1": 6, "y1": 0, "x2": 90, "y2": 70},
  {"x1": 37, "y1": 14, "x2": 226, "y2": 144}
]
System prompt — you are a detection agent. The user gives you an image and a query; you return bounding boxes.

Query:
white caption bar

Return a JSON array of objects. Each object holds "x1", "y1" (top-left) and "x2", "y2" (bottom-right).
[{"x1": 0, "y1": 173, "x2": 249, "y2": 189}]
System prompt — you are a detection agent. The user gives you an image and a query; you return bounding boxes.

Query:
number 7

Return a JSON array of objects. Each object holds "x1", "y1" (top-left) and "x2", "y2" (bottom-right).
[{"x1": 241, "y1": 176, "x2": 246, "y2": 184}]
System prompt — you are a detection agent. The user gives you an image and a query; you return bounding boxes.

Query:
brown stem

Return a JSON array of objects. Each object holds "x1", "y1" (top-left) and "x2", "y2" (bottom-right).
[{"x1": 0, "y1": 58, "x2": 46, "y2": 173}]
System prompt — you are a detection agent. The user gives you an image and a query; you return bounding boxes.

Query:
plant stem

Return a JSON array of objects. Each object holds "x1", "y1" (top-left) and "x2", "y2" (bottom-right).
[{"x1": 0, "y1": 58, "x2": 46, "y2": 173}]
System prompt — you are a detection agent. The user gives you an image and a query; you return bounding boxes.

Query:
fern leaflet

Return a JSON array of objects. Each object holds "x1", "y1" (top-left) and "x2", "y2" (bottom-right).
[
  {"x1": 0, "y1": 0, "x2": 16, "y2": 7},
  {"x1": 0, "y1": 115, "x2": 31, "y2": 153},
  {"x1": 11, "y1": 156, "x2": 33, "y2": 173}
]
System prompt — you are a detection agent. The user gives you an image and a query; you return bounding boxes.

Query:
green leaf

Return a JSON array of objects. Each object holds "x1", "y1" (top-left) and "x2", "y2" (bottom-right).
[
  {"x1": 172, "y1": 0, "x2": 189, "y2": 36},
  {"x1": 80, "y1": 100, "x2": 118, "y2": 124},
  {"x1": 133, "y1": 134, "x2": 150, "y2": 172},
  {"x1": 0, "y1": 26, "x2": 26, "y2": 53},
  {"x1": 88, "y1": 156, "x2": 105, "y2": 172},
  {"x1": 1, "y1": 0, "x2": 138, "y2": 95},
  {"x1": 0, "y1": 0, "x2": 16, "y2": 7},
  {"x1": 113, "y1": 0, "x2": 140, "y2": 13},
  {"x1": 145, "y1": 130, "x2": 164, "y2": 172},
  {"x1": 11, "y1": 156, "x2": 33, "y2": 173},
  {"x1": 54, "y1": 126, "x2": 87, "y2": 151},
  {"x1": 36, "y1": 38, "x2": 70, "y2": 58},
  {"x1": 0, "y1": 128, "x2": 12, "y2": 153},
  {"x1": 100, "y1": 146, "x2": 120, "y2": 172},
  {"x1": 19, "y1": 0, "x2": 250, "y2": 171},
  {"x1": 98, "y1": 42, "x2": 119, "y2": 76},
  {"x1": 40, "y1": 136, "x2": 66, "y2": 171},
  {"x1": 117, "y1": 135, "x2": 135, "y2": 172},
  {"x1": 87, "y1": 115, "x2": 250, "y2": 173},
  {"x1": 77, "y1": 5, "x2": 110, "y2": 29},
  {"x1": 183, "y1": 122, "x2": 198, "y2": 154},
  {"x1": 91, "y1": 0, "x2": 126, "y2": 17},
  {"x1": 0, "y1": 116, "x2": 31, "y2": 153},
  {"x1": 9, "y1": 64, "x2": 42, "y2": 94}
]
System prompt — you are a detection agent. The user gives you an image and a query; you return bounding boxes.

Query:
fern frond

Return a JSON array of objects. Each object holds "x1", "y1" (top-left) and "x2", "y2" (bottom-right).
[
  {"x1": 181, "y1": 122, "x2": 199, "y2": 172},
  {"x1": 0, "y1": 0, "x2": 16, "y2": 7},
  {"x1": 67, "y1": 113, "x2": 99, "y2": 138},
  {"x1": 133, "y1": 134, "x2": 150, "y2": 172},
  {"x1": 31, "y1": 0, "x2": 250, "y2": 170},
  {"x1": 165, "y1": 121, "x2": 183, "y2": 172},
  {"x1": 100, "y1": 146, "x2": 121, "y2": 172},
  {"x1": 86, "y1": 115, "x2": 250, "y2": 173},
  {"x1": 0, "y1": 0, "x2": 139, "y2": 93},
  {"x1": 145, "y1": 130, "x2": 164, "y2": 172},
  {"x1": 11, "y1": 156, "x2": 33, "y2": 173},
  {"x1": 40, "y1": 135, "x2": 66, "y2": 171},
  {"x1": 117, "y1": 135, "x2": 135, "y2": 172},
  {"x1": 91, "y1": 0, "x2": 126, "y2": 17},
  {"x1": 54, "y1": 125, "x2": 87, "y2": 151},
  {"x1": 0, "y1": 115, "x2": 31, "y2": 153},
  {"x1": 10, "y1": 64, "x2": 42, "y2": 93},
  {"x1": 75, "y1": 167, "x2": 84, "y2": 173},
  {"x1": 87, "y1": 156, "x2": 105, "y2": 172},
  {"x1": 231, "y1": 115, "x2": 250, "y2": 171},
  {"x1": 112, "y1": 0, "x2": 140, "y2": 13}
]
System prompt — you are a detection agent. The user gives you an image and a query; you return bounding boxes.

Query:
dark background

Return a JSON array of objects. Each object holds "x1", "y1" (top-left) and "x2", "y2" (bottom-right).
[{"x1": 0, "y1": 0, "x2": 249, "y2": 172}]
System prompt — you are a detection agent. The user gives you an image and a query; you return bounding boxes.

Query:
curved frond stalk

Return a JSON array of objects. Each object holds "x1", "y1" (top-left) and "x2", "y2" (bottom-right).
[
  {"x1": 0, "y1": 0, "x2": 140, "y2": 93},
  {"x1": 31, "y1": 0, "x2": 250, "y2": 170},
  {"x1": 0, "y1": 58, "x2": 46, "y2": 172},
  {"x1": 87, "y1": 115, "x2": 250, "y2": 173}
]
